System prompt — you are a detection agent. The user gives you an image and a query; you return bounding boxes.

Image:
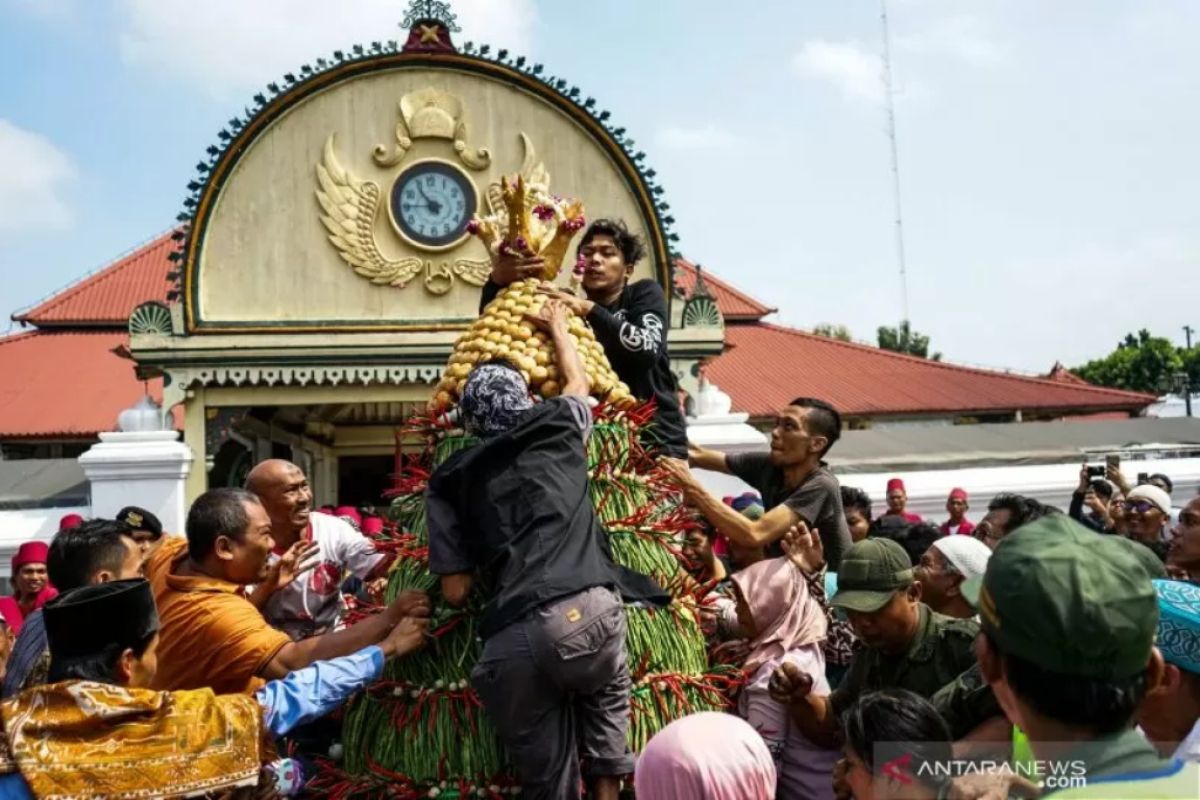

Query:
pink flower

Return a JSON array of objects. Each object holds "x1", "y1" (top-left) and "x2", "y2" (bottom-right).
[
  {"x1": 532, "y1": 204, "x2": 556, "y2": 221},
  {"x1": 466, "y1": 219, "x2": 480, "y2": 235}
]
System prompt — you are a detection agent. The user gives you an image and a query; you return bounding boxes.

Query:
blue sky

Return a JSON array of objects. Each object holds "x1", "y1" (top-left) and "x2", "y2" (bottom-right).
[{"x1": 2, "y1": 0, "x2": 1197, "y2": 372}]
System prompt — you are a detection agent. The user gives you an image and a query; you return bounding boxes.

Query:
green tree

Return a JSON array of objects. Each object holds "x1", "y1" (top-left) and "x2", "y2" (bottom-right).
[
  {"x1": 812, "y1": 323, "x2": 853, "y2": 341},
  {"x1": 1072, "y1": 330, "x2": 1186, "y2": 393},
  {"x1": 877, "y1": 320, "x2": 942, "y2": 360}
]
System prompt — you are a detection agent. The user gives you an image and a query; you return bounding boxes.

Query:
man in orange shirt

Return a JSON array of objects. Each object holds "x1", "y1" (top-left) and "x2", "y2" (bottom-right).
[{"x1": 146, "y1": 487, "x2": 428, "y2": 695}]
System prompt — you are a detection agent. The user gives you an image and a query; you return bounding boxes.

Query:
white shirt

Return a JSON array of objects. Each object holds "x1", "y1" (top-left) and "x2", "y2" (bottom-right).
[
  {"x1": 261, "y1": 512, "x2": 386, "y2": 640},
  {"x1": 1175, "y1": 720, "x2": 1200, "y2": 763}
]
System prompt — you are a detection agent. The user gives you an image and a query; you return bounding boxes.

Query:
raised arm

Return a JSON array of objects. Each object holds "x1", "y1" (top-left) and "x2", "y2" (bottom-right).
[
  {"x1": 688, "y1": 443, "x2": 731, "y2": 474},
  {"x1": 255, "y1": 616, "x2": 428, "y2": 737},
  {"x1": 660, "y1": 458, "x2": 799, "y2": 548},
  {"x1": 261, "y1": 590, "x2": 430, "y2": 679}
]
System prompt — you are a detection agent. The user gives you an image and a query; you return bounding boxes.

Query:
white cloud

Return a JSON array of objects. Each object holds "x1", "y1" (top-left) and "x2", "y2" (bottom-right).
[
  {"x1": 897, "y1": 15, "x2": 1008, "y2": 68},
  {"x1": 792, "y1": 40, "x2": 884, "y2": 104},
  {"x1": 962, "y1": 234, "x2": 1200, "y2": 369},
  {"x1": 656, "y1": 124, "x2": 740, "y2": 150},
  {"x1": 0, "y1": 120, "x2": 76, "y2": 234},
  {"x1": 117, "y1": 0, "x2": 537, "y2": 97}
]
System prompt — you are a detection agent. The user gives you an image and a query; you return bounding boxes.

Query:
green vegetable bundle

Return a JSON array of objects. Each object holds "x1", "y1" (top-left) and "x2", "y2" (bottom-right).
[{"x1": 340, "y1": 411, "x2": 729, "y2": 795}]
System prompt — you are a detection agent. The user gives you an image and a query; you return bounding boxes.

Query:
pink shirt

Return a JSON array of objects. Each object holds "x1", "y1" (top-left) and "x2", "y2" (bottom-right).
[{"x1": 738, "y1": 645, "x2": 841, "y2": 800}]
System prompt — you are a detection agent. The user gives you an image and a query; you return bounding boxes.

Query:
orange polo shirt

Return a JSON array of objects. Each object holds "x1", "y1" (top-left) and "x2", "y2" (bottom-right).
[{"x1": 145, "y1": 537, "x2": 290, "y2": 695}]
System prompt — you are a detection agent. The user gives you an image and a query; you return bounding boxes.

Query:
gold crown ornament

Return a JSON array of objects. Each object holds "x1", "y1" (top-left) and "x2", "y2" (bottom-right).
[
  {"x1": 429, "y1": 176, "x2": 634, "y2": 413},
  {"x1": 465, "y1": 174, "x2": 586, "y2": 280}
]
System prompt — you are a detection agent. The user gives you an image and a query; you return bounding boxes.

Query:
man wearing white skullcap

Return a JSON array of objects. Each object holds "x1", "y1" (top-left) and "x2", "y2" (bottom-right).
[{"x1": 914, "y1": 535, "x2": 992, "y2": 619}]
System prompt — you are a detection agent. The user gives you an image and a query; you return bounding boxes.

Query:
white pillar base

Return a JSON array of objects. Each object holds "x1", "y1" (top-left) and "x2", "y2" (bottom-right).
[{"x1": 78, "y1": 431, "x2": 195, "y2": 535}]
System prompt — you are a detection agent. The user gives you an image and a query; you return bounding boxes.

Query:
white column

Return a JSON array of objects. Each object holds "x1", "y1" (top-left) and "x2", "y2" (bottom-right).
[
  {"x1": 685, "y1": 378, "x2": 769, "y2": 497},
  {"x1": 78, "y1": 431, "x2": 195, "y2": 535}
]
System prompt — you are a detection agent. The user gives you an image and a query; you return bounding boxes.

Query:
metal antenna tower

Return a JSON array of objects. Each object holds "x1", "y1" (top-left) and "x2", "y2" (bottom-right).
[{"x1": 879, "y1": 0, "x2": 910, "y2": 326}]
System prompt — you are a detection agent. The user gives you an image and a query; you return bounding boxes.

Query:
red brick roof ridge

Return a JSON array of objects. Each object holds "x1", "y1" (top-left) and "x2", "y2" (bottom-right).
[
  {"x1": 751, "y1": 321, "x2": 1157, "y2": 403},
  {"x1": 12, "y1": 230, "x2": 175, "y2": 326}
]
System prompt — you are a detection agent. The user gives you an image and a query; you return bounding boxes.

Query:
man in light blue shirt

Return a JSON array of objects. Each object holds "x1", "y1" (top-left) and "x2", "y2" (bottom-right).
[{"x1": 0, "y1": 579, "x2": 427, "y2": 797}]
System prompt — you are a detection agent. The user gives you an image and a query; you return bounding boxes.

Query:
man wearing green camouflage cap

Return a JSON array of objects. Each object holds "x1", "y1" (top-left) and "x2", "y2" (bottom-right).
[
  {"x1": 973, "y1": 514, "x2": 1199, "y2": 797},
  {"x1": 1138, "y1": 579, "x2": 1200, "y2": 764},
  {"x1": 769, "y1": 537, "x2": 977, "y2": 747}
]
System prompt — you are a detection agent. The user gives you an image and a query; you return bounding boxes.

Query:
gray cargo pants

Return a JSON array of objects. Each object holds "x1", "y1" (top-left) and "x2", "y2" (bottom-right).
[{"x1": 471, "y1": 586, "x2": 635, "y2": 799}]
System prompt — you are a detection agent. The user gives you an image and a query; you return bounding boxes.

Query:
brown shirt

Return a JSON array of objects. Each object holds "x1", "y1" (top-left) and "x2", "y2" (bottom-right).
[
  {"x1": 146, "y1": 537, "x2": 290, "y2": 695},
  {"x1": 726, "y1": 454, "x2": 853, "y2": 570}
]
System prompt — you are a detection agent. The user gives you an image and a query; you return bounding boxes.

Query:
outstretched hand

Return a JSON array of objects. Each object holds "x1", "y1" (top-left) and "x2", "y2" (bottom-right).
[
  {"x1": 536, "y1": 283, "x2": 593, "y2": 316},
  {"x1": 768, "y1": 661, "x2": 814, "y2": 706},
  {"x1": 387, "y1": 590, "x2": 431, "y2": 622},
  {"x1": 492, "y1": 253, "x2": 544, "y2": 286},
  {"x1": 265, "y1": 540, "x2": 321, "y2": 593},
  {"x1": 524, "y1": 298, "x2": 570, "y2": 332},
  {"x1": 781, "y1": 521, "x2": 825, "y2": 575},
  {"x1": 659, "y1": 457, "x2": 700, "y2": 497},
  {"x1": 380, "y1": 614, "x2": 430, "y2": 659}
]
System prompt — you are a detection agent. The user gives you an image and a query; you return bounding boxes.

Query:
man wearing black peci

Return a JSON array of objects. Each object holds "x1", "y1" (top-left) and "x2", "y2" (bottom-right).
[{"x1": 479, "y1": 218, "x2": 687, "y2": 458}]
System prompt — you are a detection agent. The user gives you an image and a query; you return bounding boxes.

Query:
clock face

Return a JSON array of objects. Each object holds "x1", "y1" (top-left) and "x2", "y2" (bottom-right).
[{"x1": 389, "y1": 161, "x2": 477, "y2": 250}]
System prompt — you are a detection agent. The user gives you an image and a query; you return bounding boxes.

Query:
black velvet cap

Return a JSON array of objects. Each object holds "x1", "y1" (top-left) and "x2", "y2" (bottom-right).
[{"x1": 44, "y1": 578, "x2": 159, "y2": 660}]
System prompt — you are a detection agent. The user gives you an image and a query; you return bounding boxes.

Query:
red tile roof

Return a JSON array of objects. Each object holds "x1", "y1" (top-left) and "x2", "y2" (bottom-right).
[
  {"x1": 1046, "y1": 361, "x2": 1091, "y2": 385},
  {"x1": 705, "y1": 323, "x2": 1155, "y2": 419},
  {"x1": 0, "y1": 331, "x2": 174, "y2": 438},
  {"x1": 675, "y1": 259, "x2": 775, "y2": 321},
  {"x1": 1, "y1": 229, "x2": 1153, "y2": 433},
  {"x1": 12, "y1": 233, "x2": 174, "y2": 326}
]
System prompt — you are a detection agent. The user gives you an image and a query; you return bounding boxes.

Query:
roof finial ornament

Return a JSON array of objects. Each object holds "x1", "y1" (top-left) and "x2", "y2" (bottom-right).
[
  {"x1": 691, "y1": 263, "x2": 713, "y2": 299},
  {"x1": 402, "y1": 0, "x2": 460, "y2": 53}
]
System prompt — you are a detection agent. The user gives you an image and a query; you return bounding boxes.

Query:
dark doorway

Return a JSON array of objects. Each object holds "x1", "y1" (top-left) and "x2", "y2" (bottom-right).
[{"x1": 337, "y1": 456, "x2": 395, "y2": 510}]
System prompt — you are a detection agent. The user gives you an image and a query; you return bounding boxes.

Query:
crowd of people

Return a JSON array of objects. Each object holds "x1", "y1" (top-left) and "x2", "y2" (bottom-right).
[
  {"x1": 0, "y1": 472, "x2": 431, "y2": 797},
  {"x1": 657, "y1": 397, "x2": 1200, "y2": 800},
  {"x1": 0, "y1": 217, "x2": 1197, "y2": 799}
]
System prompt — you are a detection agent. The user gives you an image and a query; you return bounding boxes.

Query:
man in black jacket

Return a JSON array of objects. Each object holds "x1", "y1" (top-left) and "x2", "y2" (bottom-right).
[
  {"x1": 478, "y1": 219, "x2": 687, "y2": 457},
  {"x1": 428, "y1": 299, "x2": 667, "y2": 800}
]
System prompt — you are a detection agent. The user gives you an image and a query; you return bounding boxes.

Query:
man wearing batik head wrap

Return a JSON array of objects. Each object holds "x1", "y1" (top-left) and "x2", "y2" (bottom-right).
[
  {"x1": 0, "y1": 579, "x2": 428, "y2": 798},
  {"x1": 1139, "y1": 579, "x2": 1200, "y2": 763},
  {"x1": 426, "y1": 299, "x2": 668, "y2": 800}
]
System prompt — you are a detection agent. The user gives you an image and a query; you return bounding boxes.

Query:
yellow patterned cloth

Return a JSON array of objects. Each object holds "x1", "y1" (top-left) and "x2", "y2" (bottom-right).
[{"x1": 0, "y1": 680, "x2": 269, "y2": 799}]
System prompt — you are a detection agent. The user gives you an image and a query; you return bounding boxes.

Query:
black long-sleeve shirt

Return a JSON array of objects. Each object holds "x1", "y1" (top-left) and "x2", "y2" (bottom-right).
[
  {"x1": 1068, "y1": 490, "x2": 1109, "y2": 533},
  {"x1": 480, "y1": 279, "x2": 687, "y2": 457}
]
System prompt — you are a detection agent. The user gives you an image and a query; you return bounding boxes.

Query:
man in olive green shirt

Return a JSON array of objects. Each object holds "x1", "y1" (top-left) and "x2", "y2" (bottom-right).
[
  {"x1": 770, "y1": 537, "x2": 978, "y2": 747},
  {"x1": 932, "y1": 530, "x2": 1170, "y2": 744},
  {"x1": 971, "y1": 515, "x2": 1199, "y2": 798}
]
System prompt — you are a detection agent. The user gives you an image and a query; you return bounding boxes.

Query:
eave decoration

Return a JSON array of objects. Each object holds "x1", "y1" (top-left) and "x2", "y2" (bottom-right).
[{"x1": 166, "y1": 0, "x2": 680, "y2": 330}]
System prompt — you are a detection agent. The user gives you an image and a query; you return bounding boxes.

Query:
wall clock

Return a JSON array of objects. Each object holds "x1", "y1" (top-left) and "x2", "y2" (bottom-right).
[{"x1": 389, "y1": 160, "x2": 478, "y2": 251}]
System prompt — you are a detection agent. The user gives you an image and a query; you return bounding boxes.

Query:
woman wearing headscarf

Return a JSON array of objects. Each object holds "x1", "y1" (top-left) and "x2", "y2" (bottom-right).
[
  {"x1": 730, "y1": 551, "x2": 839, "y2": 799},
  {"x1": 0, "y1": 542, "x2": 57, "y2": 635},
  {"x1": 634, "y1": 712, "x2": 776, "y2": 800}
]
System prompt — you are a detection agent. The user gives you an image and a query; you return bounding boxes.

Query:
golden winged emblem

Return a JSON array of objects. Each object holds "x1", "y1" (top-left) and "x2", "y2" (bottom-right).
[
  {"x1": 315, "y1": 131, "x2": 552, "y2": 293},
  {"x1": 315, "y1": 135, "x2": 423, "y2": 288}
]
